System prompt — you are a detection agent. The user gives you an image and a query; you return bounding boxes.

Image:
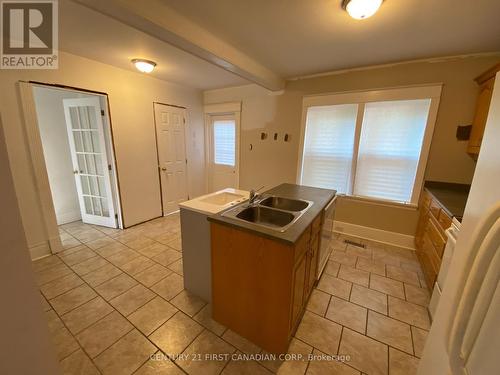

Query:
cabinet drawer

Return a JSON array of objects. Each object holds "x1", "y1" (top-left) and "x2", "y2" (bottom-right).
[
  {"x1": 429, "y1": 199, "x2": 441, "y2": 219},
  {"x1": 294, "y1": 228, "x2": 311, "y2": 263},
  {"x1": 438, "y1": 210, "x2": 452, "y2": 230},
  {"x1": 427, "y1": 216, "x2": 446, "y2": 258}
]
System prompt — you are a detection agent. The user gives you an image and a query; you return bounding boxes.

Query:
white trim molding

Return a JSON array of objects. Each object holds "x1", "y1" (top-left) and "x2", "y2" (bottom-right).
[
  {"x1": 333, "y1": 220, "x2": 416, "y2": 251},
  {"x1": 204, "y1": 101, "x2": 241, "y2": 114}
]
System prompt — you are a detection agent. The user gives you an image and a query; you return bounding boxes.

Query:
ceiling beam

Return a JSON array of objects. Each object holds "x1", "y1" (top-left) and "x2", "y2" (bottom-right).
[{"x1": 73, "y1": 0, "x2": 285, "y2": 91}]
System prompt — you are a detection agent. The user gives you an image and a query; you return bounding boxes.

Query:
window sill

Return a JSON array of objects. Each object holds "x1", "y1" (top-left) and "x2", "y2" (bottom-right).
[{"x1": 337, "y1": 194, "x2": 418, "y2": 210}]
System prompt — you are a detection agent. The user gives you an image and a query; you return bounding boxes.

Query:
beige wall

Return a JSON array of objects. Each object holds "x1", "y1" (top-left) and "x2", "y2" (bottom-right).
[
  {"x1": 204, "y1": 55, "x2": 500, "y2": 235},
  {"x1": 0, "y1": 51, "x2": 205, "y2": 256},
  {"x1": 0, "y1": 118, "x2": 61, "y2": 374}
]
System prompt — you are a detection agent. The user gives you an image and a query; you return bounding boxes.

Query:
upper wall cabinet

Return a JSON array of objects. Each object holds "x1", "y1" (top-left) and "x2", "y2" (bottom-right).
[{"x1": 467, "y1": 63, "x2": 500, "y2": 159}]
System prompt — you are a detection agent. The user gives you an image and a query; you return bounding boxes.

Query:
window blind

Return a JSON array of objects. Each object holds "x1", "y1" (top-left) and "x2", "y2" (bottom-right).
[
  {"x1": 301, "y1": 104, "x2": 358, "y2": 193},
  {"x1": 213, "y1": 120, "x2": 236, "y2": 166},
  {"x1": 353, "y1": 99, "x2": 431, "y2": 203}
]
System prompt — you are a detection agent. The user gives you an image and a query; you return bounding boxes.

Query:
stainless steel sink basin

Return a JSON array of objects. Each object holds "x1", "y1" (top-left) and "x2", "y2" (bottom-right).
[
  {"x1": 221, "y1": 195, "x2": 313, "y2": 232},
  {"x1": 236, "y1": 206, "x2": 295, "y2": 228},
  {"x1": 259, "y1": 196, "x2": 310, "y2": 212}
]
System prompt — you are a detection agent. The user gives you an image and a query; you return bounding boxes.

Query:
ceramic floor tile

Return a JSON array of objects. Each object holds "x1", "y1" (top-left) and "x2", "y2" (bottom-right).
[
  {"x1": 136, "y1": 242, "x2": 169, "y2": 258},
  {"x1": 177, "y1": 330, "x2": 236, "y2": 375},
  {"x1": 95, "y1": 273, "x2": 138, "y2": 300},
  {"x1": 306, "y1": 348, "x2": 360, "y2": 375},
  {"x1": 133, "y1": 264, "x2": 172, "y2": 287},
  {"x1": 81, "y1": 263, "x2": 122, "y2": 287},
  {"x1": 94, "y1": 242, "x2": 129, "y2": 258},
  {"x1": 306, "y1": 289, "x2": 331, "y2": 316},
  {"x1": 330, "y1": 251, "x2": 357, "y2": 267},
  {"x1": 167, "y1": 259, "x2": 184, "y2": 275},
  {"x1": 60, "y1": 349, "x2": 100, "y2": 375},
  {"x1": 367, "y1": 310, "x2": 413, "y2": 354},
  {"x1": 125, "y1": 236, "x2": 157, "y2": 251},
  {"x1": 330, "y1": 238, "x2": 347, "y2": 252},
  {"x1": 404, "y1": 283, "x2": 430, "y2": 306},
  {"x1": 317, "y1": 274, "x2": 352, "y2": 300},
  {"x1": 94, "y1": 329, "x2": 156, "y2": 375},
  {"x1": 170, "y1": 290, "x2": 207, "y2": 317},
  {"x1": 223, "y1": 355, "x2": 273, "y2": 375},
  {"x1": 106, "y1": 248, "x2": 141, "y2": 267},
  {"x1": 128, "y1": 296, "x2": 178, "y2": 336},
  {"x1": 326, "y1": 296, "x2": 367, "y2": 334},
  {"x1": 355, "y1": 258, "x2": 386, "y2": 276},
  {"x1": 350, "y1": 284, "x2": 387, "y2": 314},
  {"x1": 50, "y1": 284, "x2": 97, "y2": 315},
  {"x1": 85, "y1": 236, "x2": 117, "y2": 251},
  {"x1": 59, "y1": 247, "x2": 98, "y2": 267},
  {"x1": 72, "y1": 228, "x2": 106, "y2": 243},
  {"x1": 222, "y1": 329, "x2": 261, "y2": 355},
  {"x1": 411, "y1": 326, "x2": 428, "y2": 358},
  {"x1": 135, "y1": 352, "x2": 185, "y2": 375},
  {"x1": 40, "y1": 272, "x2": 84, "y2": 299},
  {"x1": 109, "y1": 284, "x2": 156, "y2": 316},
  {"x1": 389, "y1": 347, "x2": 419, "y2": 375},
  {"x1": 262, "y1": 337, "x2": 312, "y2": 374},
  {"x1": 32, "y1": 255, "x2": 62, "y2": 273},
  {"x1": 71, "y1": 256, "x2": 109, "y2": 276},
  {"x1": 150, "y1": 272, "x2": 184, "y2": 300},
  {"x1": 152, "y1": 248, "x2": 182, "y2": 267},
  {"x1": 149, "y1": 311, "x2": 204, "y2": 356},
  {"x1": 50, "y1": 325, "x2": 80, "y2": 361},
  {"x1": 338, "y1": 265, "x2": 370, "y2": 287},
  {"x1": 76, "y1": 311, "x2": 133, "y2": 358},
  {"x1": 119, "y1": 256, "x2": 155, "y2": 276},
  {"x1": 193, "y1": 304, "x2": 227, "y2": 336},
  {"x1": 61, "y1": 296, "x2": 114, "y2": 334},
  {"x1": 386, "y1": 265, "x2": 420, "y2": 286},
  {"x1": 388, "y1": 296, "x2": 430, "y2": 330},
  {"x1": 369, "y1": 274, "x2": 405, "y2": 299},
  {"x1": 40, "y1": 293, "x2": 52, "y2": 311},
  {"x1": 345, "y1": 245, "x2": 372, "y2": 259},
  {"x1": 35, "y1": 262, "x2": 73, "y2": 285},
  {"x1": 296, "y1": 311, "x2": 342, "y2": 356},
  {"x1": 339, "y1": 328, "x2": 388, "y2": 375},
  {"x1": 324, "y1": 260, "x2": 341, "y2": 277}
]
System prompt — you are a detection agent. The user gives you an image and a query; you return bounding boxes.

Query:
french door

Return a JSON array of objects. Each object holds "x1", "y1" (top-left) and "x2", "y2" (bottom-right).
[
  {"x1": 153, "y1": 103, "x2": 188, "y2": 215},
  {"x1": 63, "y1": 98, "x2": 117, "y2": 227},
  {"x1": 208, "y1": 114, "x2": 238, "y2": 192}
]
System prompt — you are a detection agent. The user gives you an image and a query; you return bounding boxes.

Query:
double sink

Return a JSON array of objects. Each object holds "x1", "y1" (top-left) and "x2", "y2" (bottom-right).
[{"x1": 222, "y1": 195, "x2": 313, "y2": 232}]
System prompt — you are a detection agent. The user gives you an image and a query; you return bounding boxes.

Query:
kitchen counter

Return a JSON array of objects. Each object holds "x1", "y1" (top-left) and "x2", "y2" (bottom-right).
[
  {"x1": 208, "y1": 183, "x2": 336, "y2": 245},
  {"x1": 424, "y1": 181, "x2": 470, "y2": 221}
]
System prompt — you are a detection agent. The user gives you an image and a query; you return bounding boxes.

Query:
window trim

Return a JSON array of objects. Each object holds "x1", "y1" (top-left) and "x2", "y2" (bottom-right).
[{"x1": 296, "y1": 84, "x2": 443, "y2": 206}]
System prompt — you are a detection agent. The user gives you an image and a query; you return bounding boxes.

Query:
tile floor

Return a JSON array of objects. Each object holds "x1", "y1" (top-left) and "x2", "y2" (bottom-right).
[{"x1": 34, "y1": 214, "x2": 430, "y2": 375}]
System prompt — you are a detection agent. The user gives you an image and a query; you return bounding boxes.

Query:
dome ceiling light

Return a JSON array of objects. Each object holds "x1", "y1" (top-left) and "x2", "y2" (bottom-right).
[
  {"x1": 131, "y1": 59, "x2": 157, "y2": 73},
  {"x1": 342, "y1": 0, "x2": 384, "y2": 20}
]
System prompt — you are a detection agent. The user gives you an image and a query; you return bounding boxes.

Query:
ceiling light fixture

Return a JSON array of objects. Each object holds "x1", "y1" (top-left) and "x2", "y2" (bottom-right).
[
  {"x1": 131, "y1": 59, "x2": 156, "y2": 73},
  {"x1": 342, "y1": 0, "x2": 383, "y2": 20}
]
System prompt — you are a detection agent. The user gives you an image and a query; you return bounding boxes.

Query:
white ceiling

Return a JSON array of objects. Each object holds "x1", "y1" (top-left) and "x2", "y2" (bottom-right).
[
  {"x1": 164, "y1": 0, "x2": 500, "y2": 78},
  {"x1": 59, "y1": 1, "x2": 248, "y2": 90}
]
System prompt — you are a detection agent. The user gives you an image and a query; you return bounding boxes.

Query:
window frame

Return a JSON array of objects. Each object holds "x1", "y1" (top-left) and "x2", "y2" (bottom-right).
[{"x1": 297, "y1": 84, "x2": 443, "y2": 207}]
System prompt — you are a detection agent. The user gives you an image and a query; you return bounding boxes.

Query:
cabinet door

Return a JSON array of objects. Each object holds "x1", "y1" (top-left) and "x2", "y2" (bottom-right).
[
  {"x1": 291, "y1": 252, "x2": 307, "y2": 331},
  {"x1": 468, "y1": 79, "x2": 494, "y2": 155},
  {"x1": 306, "y1": 234, "x2": 319, "y2": 297}
]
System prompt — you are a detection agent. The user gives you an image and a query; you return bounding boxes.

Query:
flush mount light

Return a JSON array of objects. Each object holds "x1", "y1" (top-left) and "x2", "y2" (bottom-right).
[
  {"x1": 131, "y1": 59, "x2": 156, "y2": 73},
  {"x1": 342, "y1": 0, "x2": 383, "y2": 20}
]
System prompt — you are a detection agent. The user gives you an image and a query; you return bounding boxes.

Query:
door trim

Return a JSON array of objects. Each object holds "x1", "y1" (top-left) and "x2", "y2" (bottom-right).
[
  {"x1": 17, "y1": 81, "x2": 123, "y2": 255},
  {"x1": 153, "y1": 102, "x2": 189, "y2": 216},
  {"x1": 204, "y1": 102, "x2": 241, "y2": 192}
]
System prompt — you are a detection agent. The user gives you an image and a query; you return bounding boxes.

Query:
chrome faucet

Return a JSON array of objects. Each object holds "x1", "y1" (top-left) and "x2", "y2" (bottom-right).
[{"x1": 248, "y1": 185, "x2": 265, "y2": 205}]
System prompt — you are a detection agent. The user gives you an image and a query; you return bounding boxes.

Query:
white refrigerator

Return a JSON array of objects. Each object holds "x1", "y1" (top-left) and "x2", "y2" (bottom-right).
[{"x1": 418, "y1": 73, "x2": 500, "y2": 375}]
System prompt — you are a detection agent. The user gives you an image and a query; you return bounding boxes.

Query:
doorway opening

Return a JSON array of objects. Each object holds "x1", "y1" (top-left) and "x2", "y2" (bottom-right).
[
  {"x1": 153, "y1": 102, "x2": 189, "y2": 216},
  {"x1": 32, "y1": 85, "x2": 122, "y2": 235}
]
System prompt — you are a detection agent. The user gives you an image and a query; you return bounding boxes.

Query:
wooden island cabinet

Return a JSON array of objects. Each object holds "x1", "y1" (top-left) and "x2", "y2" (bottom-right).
[{"x1": 210, "y1": 213, "x2": 322, "y2": 354}]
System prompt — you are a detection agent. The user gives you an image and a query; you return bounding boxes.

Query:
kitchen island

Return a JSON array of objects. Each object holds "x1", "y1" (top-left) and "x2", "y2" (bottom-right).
[{"x1": 208, "y1": 183, "x2": 336, "y2": 354}]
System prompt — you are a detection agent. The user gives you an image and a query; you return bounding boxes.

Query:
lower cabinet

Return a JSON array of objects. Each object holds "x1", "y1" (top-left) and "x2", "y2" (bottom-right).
[{"x1": 211, "y1": 213, "x2": 322, "y2": 354}]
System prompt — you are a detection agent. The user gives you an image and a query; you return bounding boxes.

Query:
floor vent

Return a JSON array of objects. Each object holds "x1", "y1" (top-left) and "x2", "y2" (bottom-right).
[{"x1": 344, "y1": 239, "x2": 366, "y2": 248}]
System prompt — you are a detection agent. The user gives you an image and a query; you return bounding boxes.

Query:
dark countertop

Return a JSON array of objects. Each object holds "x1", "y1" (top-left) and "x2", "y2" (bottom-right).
[
  {"x1": 424, "y1": 181, "x2": 470, "y2": 221},
  {"x1": 208, "y1": 183, "x2": 336, "y2": 245}
]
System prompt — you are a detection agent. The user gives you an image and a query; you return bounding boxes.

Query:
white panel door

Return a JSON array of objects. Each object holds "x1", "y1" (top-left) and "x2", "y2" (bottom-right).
[
  {"x1": 208, "y1": 114, "x2": 237, "y2": 192},
  {"x1": 63, "y1": 98, "x2": 117, "y2": 227},
  {"x1": 154, "y1": 103, "x2": 188, "y2": 215}
]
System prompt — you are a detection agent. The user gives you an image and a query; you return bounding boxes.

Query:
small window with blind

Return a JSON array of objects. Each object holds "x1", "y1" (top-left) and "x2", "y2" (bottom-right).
[
  {"x1": 298, "y1": 86, "x2": 441, "y2": 205},
  {"x1": 213, "y1": 119, "x2": 236, "y2": 166}
]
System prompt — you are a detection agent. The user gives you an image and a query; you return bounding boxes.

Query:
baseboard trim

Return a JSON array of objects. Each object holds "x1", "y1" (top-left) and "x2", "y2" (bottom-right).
[
  {"x1": 29, "y1": 241, "x2": 51, "y2": 260},
  {"x1": 333, "y1": 220, "x2": 416, "y2": 251},
  {"x1": 56, "y1": 211, "x2": 81, "y2": 225}
]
